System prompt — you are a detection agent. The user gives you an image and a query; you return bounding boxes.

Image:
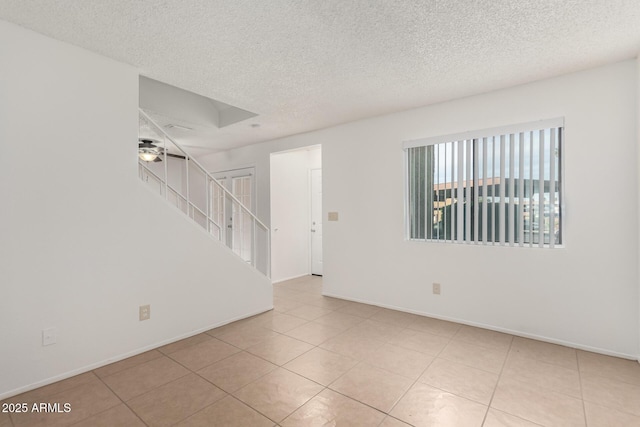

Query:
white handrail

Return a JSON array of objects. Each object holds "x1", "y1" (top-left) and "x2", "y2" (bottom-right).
[
  {"x1": 138, "y1": 109, "x2": 270, "y2": 277},
  {"x1": 139, "y1": 109, "x2": 268, "y2": 231}
]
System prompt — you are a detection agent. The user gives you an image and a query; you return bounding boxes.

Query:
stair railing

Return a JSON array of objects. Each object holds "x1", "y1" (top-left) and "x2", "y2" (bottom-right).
[{"x1": 138, "y1": 109, "x2": 270, "y2": 277}]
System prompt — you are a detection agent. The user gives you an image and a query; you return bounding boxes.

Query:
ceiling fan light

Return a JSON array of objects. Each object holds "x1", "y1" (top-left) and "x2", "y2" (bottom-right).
[{"x1": 138, "y1": 147, "x2": 160, "y2": 162}]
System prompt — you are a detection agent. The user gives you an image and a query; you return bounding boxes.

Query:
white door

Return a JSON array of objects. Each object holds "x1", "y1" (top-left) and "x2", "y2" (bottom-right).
[
  {"x1": 212, "y1": 167, "x2": 255, "y2": 262},
  {"x1": 310, "y1": 169, "x2": 323, "y2": 275}
]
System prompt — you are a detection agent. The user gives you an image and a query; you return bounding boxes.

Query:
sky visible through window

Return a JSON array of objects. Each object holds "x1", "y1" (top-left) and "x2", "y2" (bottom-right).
[
  {"x1": 406, "y1": 125, "x2": 562, "y2": 246},
  {"x1": 432, "y1": 130, "x2": 559, "y2": 186}
]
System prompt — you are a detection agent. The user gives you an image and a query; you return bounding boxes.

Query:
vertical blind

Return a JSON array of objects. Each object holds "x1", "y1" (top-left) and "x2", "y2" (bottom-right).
[{"x1": 405, "y1": 119, "x2": 563, "y2": 247}]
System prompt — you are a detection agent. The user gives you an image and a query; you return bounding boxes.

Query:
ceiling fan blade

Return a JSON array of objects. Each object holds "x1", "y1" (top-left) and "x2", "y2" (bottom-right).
[
  {"x1": 153, "y1": 156, "x2": 162, "y2": 162},
  {"x1": 139, "y1": 139, "x2": 159, "y2": 149}
]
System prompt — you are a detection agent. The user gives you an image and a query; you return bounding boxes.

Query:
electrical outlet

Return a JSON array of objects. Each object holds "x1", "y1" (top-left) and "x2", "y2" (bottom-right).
[
  {"x1": 42, "y1": 328, "x2": 57, "y2": 346},
  {"x1": 139, "y1": 304, "x2": 151, "y2": 321},
  {"x1": 432, "y1": 283, "x2": 441, "y2": 295}
]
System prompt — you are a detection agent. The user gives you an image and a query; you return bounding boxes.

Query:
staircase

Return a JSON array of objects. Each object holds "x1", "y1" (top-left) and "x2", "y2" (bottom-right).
[{"x1": 138, "y1": 109, "x2": 270, "y2": 277}]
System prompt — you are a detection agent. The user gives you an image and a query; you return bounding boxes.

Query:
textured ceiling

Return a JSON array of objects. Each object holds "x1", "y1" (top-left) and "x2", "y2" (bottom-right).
[{"x1": 1, "y1": 0, "x2": 640, "y2": 155}]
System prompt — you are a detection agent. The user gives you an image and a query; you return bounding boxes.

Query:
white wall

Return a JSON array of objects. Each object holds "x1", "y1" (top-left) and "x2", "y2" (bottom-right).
[
  {"x1": 204, "y1": 60, "x2": 639, "y2": 359},
  {"x1": 638, "y1": 56, "x2": 640, "y2": 362},
  {"x1": 270, "y1": 147, "x2": 321, "y2": 282},
  {"x1": 201, "y1": 135, "x2": 325, "y2": 229},
  {"x1": 309, "y1": 148, "x2": 321, "y2": 172},
  {"x1": 0, "y1": 21, "x2": 272, "y2": 399}
]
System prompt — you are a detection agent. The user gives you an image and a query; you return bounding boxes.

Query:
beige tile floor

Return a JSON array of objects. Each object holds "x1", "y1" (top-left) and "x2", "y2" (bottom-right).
[{"x1": 3, "y1": 275, "x2": 640, "y2": 426}]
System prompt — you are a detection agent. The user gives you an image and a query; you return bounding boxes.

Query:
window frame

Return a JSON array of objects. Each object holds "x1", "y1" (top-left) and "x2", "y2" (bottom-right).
[{"x1": 403, "y1": 118, "x2": 565, "y2": 248}]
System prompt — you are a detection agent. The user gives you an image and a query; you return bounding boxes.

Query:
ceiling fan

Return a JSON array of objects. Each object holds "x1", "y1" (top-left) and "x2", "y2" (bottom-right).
[{"x1": 138, "y1": 139, "x2": 186, "y2": 162}]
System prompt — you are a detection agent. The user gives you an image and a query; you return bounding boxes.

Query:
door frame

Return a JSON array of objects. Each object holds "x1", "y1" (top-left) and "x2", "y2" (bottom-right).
[
  {"x1": 309, "y1": 167, "x2": 323, "y2": 276},
  {"x1": 210, "y1": 166, "x2": 257, "y2": 256}
]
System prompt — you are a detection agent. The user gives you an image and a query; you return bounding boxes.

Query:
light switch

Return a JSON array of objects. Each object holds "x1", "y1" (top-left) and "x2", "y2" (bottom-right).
[{"x1": 328, "y1": 212, "x2": 339, "y2": 221}]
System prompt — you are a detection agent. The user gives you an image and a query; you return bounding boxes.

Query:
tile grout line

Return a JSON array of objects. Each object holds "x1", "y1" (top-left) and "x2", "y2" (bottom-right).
[
  {"x1": 107, "y1": 337, "x2": 242, "y2": 426},
  {"x1": 208, "y1": 350, "x2": 286, "y2": 426},
  {"x1": 316, "y1": 384, "x2": 399, "y2": 427},
  {"x1": 277, "y1": 311, "x2": 362, "y2": 424},
  {"x1": 576, "y1": 351, "x2": 589, "y2": 427},
  {"x1": 480, "y1": 335, "x2": 514, "y2": 426},
  {"x1": 214, "y1": 312, "x2": 328, "y2": 426},
  {"x1": 196, "y1": 350, "x2": 277, "y2": 393},
  {"x1": 9, "y1": 372, "x2": 124, "y2": 427},
  {"x1": 576, "y1": 353, "x2": 640, "y2": 421},
  {"x1": 183, "y1": 391, "x2": 274, "y2": 426},
  {"x1": 293, "y1": 347, "x2": 411, "y2": 425},
  {"x1": 139, "y1": 325, "x2": 300, "y2": 426},
  {"x1": 278, "y1": 286, "x2": 496, "y2": 426},
  {"x1": 279, "y1": 385, "x2": 327, "y2": 425},
  {"x1": 381, "y1": 320, "x2": 460, "y2": 423},
  {"x1": 162, "y1": 340, "x2": 242, "y2": 375},
  {"x1": 262, "y1": 287, "x2": 389, "y2": 424},
  {"x1": 250, "y1": 285, "x2": 331, "y2": 425},
  {"x1": 93, "y1": 370, "x2": 150, "y2": 427}
]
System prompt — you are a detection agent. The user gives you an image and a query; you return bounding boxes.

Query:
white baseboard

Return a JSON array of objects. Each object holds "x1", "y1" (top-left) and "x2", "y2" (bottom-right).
[
  {"x1": 0, "y1": 306, "x2": 273, "y2": 400},
  {"x1": 271, "y1": 274, "x2": 310, "y2": 284},
  {"x1": 323, "y1": 291, "x2": 639, "y2": 361}
]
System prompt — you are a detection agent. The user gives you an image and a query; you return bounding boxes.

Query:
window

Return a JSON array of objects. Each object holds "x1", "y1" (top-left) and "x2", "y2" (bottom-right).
[{"x1": 405, "y1": 119, "x2": 563, "y2": 247}]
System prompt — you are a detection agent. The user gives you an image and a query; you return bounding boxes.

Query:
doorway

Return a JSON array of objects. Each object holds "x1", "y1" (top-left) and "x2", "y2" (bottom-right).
[
  {"x1": 212, "y1": 167, "x2": 255, "y2": 262},
  {"x1": 310, "y1": 168, "x2": 323, "y2": 275},
  {"x1": 270, "y1": 145, "x2": 322, "y2": 282}
]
